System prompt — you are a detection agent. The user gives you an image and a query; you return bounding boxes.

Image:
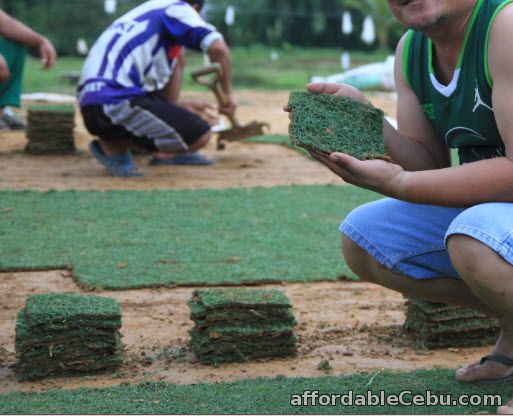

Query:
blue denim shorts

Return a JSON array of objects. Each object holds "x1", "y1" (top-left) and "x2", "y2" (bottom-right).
[{"x1": 340, "y1": 198, "x2": 513, "y2": 279}]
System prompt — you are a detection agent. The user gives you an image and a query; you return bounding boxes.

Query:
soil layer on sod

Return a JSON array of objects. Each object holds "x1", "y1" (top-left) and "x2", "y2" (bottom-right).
[
  {"x1": 0, "y1": 186, "x2": 379, "y2": 289},
  {"x1": 0, "y1": 369, "x2": 509, "y2": 414},
  {"x1": 404, "y1": 298, "x2": 500, "y2": 349}
]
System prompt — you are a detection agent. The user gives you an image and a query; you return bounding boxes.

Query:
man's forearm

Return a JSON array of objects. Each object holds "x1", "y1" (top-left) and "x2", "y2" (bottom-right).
[
  {"x1": 396, "y1": 157, "x2": 513, "y2": 206},
  {"x1": 208, "y1": 47, "x2": 232, "y2": 98},
  {"x1": 384, "y1": 119, "x2": 451, "y2": 171},
  {"x1": 0, "y1": 11, "x2": 45, "y2": 49}
]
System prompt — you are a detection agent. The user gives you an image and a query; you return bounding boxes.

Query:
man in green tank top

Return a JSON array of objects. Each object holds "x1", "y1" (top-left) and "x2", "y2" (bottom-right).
[{"x1": 296, "y1": 1, "x2": 513, "y2": 412}]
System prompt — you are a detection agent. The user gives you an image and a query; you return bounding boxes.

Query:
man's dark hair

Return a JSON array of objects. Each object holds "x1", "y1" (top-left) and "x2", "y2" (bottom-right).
[{"x1": 185, "y1": 0, "x2": 205, "y2": 9}]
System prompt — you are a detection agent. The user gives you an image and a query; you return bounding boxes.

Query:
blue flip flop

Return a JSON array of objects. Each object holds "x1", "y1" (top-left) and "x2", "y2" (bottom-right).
[
  {"x1": 149, "y1": 152, "x2": 214, "y2": 166},
  {"x1": 461, "y1": 354, "x2": 513, "y2": 385},
  {"x1": 89, "y1": 140, "x2": 144, "y2": 177}
]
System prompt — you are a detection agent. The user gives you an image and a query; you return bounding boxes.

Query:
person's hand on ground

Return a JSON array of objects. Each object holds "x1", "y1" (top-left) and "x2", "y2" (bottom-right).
[
  {"x1": 309, "y1": 149, "x2": 407, "y2": 197},
  {"x1": 38, "y1": 36, "x2": 56, "y2": 70},
  {"x1": 219, "y1": 93, "x2": 237, "y2": 119},
  {"x1": 180, "y1": 100, "x2": 219, "y2": 126},
  {"x1": 0, "y1": 53, "x2": 10, "y2": 83}
]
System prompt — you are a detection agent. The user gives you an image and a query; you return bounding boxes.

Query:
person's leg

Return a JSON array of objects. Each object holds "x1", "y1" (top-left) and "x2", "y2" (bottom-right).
[
  {"x1": 341, "y1": 199, "x2": 495, "y2": 314},
  {"x1": 443, "y1": 204, "x2": 513, "y2": 383},
  {"x1": 0, "y1": 38, "x2": 26, "y2": 108},
  {"x1": 0, "y1": 38, "x2": 26, "y2": 129},
  {"x1": 81, "y1": 104, "x2": 142, "y2": 177},
  {"x1": 107, "y1": 93, "x2": 213, "y2": 165}
]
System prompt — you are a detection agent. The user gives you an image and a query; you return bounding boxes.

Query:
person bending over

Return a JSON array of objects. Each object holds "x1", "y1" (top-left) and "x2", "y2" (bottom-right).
[{"x1": 78, "y1": 0, "x2": 236, "y2": 177}]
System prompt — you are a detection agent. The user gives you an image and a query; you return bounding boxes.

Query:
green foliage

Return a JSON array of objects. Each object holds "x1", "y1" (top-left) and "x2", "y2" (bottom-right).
[
  {"x1": 0, "y1": 187, "x2": 381, "y2": 288},
  {"x1": 0, "y1": 0, "x2": 404, "y2": 54},
  {"x1": 0, "y1": 0, "x2": 142, "y2": 55},
  {"x1": 288, "y1": 91, "x2": 385, "y2": 159},
  {"x1": 0, "y1": 369, "x2": 509, "y2": 414}
]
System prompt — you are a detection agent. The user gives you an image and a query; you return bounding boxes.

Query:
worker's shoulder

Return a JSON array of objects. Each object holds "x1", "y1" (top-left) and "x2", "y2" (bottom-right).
[{"x1": 488, "y1": 2, "x2": 513, "y2": 52}]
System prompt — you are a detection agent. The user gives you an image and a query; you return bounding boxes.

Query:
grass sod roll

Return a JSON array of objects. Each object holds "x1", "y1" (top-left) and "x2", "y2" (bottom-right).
[
  {"x1": 404, "y1": 298, "x2": 500, "y2": 349},
  {"x1": 15, "y1": 293, "x2": 123, "y2": 381},
  {"x1": 189, "y1": 289, "x2": 297, "y2": 365},
  {"x1": 25, "y1": 104, "x2": 76, "y2": 155},
  {"x1": 288, "y1": 91, "x2": 387, "y2": 160}
]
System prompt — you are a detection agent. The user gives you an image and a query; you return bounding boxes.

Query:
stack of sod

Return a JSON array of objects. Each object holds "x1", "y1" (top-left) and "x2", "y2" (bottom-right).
[
  {"x1": 288, "y1": 91, "x2": 387, "y2": 160},
  {"x1": 15, "y1": 293, "x2": 123, "y2": 381},
  {"x1": 188, "y1": 289, "x2": 297, "y2": 365},
  {"x1": 25, "y1": 104, "x2": 76, "y2": 154},
  {"x1": 404, "y1": 298, "x2": 500, "y2": 349}
]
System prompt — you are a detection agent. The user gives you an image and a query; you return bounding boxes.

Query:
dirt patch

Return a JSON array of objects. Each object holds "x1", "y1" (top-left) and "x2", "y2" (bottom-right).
[
  {"x1": 0, "y1": 270, "x2": 491, "y2": 393},
  {"x1": 0, "y1": 91, "x2": 396, "y2": 191}
]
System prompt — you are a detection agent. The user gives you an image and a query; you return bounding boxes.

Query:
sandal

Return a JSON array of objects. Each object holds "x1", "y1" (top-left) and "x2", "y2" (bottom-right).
[
  {"x1": 460, "y1": 354, "x2": 513, "y2": 385},
  {"x1": 89, "y1": 140, "x2": 144, "y2": 177}
]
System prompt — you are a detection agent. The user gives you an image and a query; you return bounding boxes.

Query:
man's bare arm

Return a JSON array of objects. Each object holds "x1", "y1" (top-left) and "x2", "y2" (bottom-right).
[
  {"x1": 386, "y1": 34, "x2": 451, "y2": 171},
  {"x1": 207, "y1": 39, "x2": 236, "y2": 117},
  {"x1": 0, "y1": 10, "x2": 56, "y2": 70}
]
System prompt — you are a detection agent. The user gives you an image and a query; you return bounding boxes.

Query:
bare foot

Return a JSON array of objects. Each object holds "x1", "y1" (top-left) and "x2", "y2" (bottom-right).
[
  {"x1": 498, "y1": 400, "x2": 513, "y2": 415},
  {"x1": 456, "y1": 332, "x2": 513, "y2": 383}
]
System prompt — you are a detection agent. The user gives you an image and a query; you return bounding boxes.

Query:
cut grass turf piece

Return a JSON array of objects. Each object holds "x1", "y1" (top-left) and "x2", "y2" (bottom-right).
[
  {"x1": 288, "y1": 91, "x2": 386, "y2": 159},
  {"x1": 0, "y1": 368, "x2": 511, "y2": 414},
  {"x1": 191, "y1": 323, "x2": 295, "y2": 342},
  {"x1": 192, "y1": 288, "x2": 291, "y2": 310},
  {"x1": 188, "y1": 299, "x2": 295, "y2": 323},
  {"x1": 24, "y1": 293, "x2": 121, "y2": 329},
  {"x1": 0, "y1": 187, "x2": 381, "y2": 288}
]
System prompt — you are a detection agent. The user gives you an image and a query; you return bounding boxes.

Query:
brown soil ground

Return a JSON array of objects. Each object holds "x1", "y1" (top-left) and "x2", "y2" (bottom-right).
[
  {"x1": 0, "y1": 91, "x2": 396, "y2": 191},
  {"x1": 0, "y1": 91, "x2": 491, "y2": 394},
  {"x1": 0, "y1": 270, "x2": 490, "y2": 393}
]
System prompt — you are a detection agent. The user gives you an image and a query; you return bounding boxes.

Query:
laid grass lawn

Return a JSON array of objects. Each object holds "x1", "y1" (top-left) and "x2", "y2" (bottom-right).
[
  {"x1": 0, "y1": 186, "x2": 380, "y2": 289},
  {"x1": 1, "y1": 369, "x2": 511, "y2": 414}
]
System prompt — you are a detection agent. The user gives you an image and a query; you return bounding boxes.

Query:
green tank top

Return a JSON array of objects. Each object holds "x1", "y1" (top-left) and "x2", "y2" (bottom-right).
[{"x1": 403, "y1": 0, "x2": 513, "y2": 164}]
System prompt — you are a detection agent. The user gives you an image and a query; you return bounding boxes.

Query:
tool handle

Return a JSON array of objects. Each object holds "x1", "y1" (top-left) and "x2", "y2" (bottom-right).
[{"x1": 191, "y1": 63, "x2": 240, "y2": 127}]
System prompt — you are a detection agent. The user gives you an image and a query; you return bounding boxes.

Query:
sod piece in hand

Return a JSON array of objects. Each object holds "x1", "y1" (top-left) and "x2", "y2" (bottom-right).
[{"x1": 288, "y1": 91, "x2": 387, "y2": 160}]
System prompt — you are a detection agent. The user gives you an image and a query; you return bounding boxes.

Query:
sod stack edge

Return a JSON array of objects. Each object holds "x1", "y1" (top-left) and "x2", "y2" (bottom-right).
[
  {"x1": 25, "y1": 104, "x2": 76, "y2": 154},
  {"x1": 0, "y1": 187, "x2": 381, "y2": 289},
  {"x1": 404, "y1": 298, "x2": 500, "y2": 349},
  {"x1": 16, "y1": 293, "x2": 123, "y2": 381},
  {"x1": 189, "y1": 288, "x2": 297, "y2": 364}
]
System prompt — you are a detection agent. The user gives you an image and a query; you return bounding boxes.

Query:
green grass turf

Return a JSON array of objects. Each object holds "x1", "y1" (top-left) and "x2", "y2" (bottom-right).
[
  {"x1": 0, "y1": 186, "x2": 379, "y2": 289},
  {"x1": 0, "y1": 369, "x2": 510, "y2": 414}
]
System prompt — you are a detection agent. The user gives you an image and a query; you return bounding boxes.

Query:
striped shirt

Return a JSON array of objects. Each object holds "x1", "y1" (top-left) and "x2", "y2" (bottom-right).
[{"x1": 78, "y1": 0, "x2": 223, "y2": 107}]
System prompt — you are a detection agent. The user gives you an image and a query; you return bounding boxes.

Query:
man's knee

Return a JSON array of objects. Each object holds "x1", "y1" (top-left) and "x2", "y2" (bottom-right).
[
  {"x1": 342, "y1": 235, "x2": 379, "y2": 283},
  {"x1": 447, "y1": 234, "x2": 487, "y2": 281},
  {"x1": 188, "y1": 129, "x2": 211, "y2": 152}
]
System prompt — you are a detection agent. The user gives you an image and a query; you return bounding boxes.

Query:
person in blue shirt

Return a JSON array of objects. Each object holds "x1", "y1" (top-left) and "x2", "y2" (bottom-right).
[{"x1": 79, "y1": 0, "x2": 236, "y2": 176}]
